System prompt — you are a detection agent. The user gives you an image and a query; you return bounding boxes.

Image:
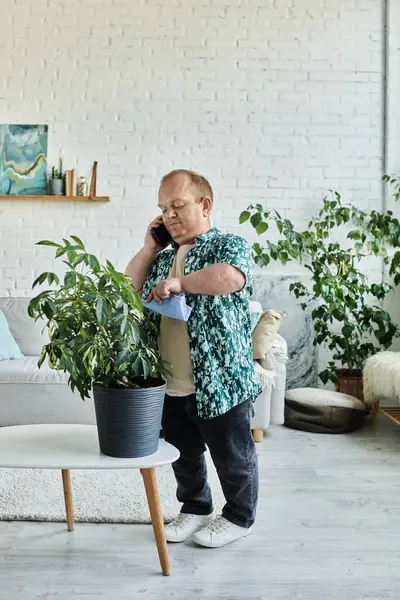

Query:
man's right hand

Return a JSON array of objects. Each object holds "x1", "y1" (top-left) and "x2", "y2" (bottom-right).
[
  {"x1": 144, "y1": 216, "x2": 165, "y2": 254},
  {"x1": 125, "y1": 216, "x2": 166, "y2": 292}
]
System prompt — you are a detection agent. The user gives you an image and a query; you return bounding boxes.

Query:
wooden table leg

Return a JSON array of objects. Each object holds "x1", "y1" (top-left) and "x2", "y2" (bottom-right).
[
  {"x1": 252, "y1": 429, "x2": 264, "y2": 442},
  {"x1": 141, "y1": 468, "x2": 170, "y2": 576},
  {"x1": 61, "y1": 469, "x2": 74, "y2": 532},
  {"x1": 371, "y1": 404, "x2": 379, "y2": 426}
]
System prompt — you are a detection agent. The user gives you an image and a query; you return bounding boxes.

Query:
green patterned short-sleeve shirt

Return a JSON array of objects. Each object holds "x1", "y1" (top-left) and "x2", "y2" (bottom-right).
[{"x1": 142, "y1": 227, "x2": 262, "y2": 419}]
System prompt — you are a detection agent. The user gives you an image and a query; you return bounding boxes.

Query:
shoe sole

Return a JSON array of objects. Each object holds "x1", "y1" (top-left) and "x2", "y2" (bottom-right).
[
  {"x1": 193, "y1": 528, "x2": 252, "y2": 549},
  {"x1": 165, "y1": 529, "x2": 201, "y2": 543}
]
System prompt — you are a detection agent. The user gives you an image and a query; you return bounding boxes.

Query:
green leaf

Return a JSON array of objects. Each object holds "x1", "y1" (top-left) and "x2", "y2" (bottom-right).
[
  {"x1": 70, "y1": 235, "x2": 85, "y2": 250},
  {"x1": 250, "y1": 213, "x2": 262, "y2": 228},
  {"x1": 27, "y1": 302, "x2": 36, "y2": 318},
  {"x1": 55, "y1": 246, "x2": 66, "y2": 258},
  {"x1": 83, "y1": 293, "x2": 98, "y2": 302},
  {"x1": 126, "y1": 286, "x2": 143, "y2": 315},
  {"x1": 255, "y1": 222, "x2": 268, "y2": 236},
  {"x1": 32, "y1": 272, "x2": 48, "y2": 289},
  {"x1": 64, "y1": 271, "x2": 76, "y2": 289},
  {"x1": 319, "y1": 370, "x2": 330, "y2": 385},
  {"x1": 96, "y1": 297, "x2": 110, "y2": 324},
  {"x1": 255, "y1": 254, "x2": 270, "y2": 267},
  {"x1": 141, "y1": 357, "x2": 150, "y2": 379},
  {"x1": 333, "y1": 309, "x2": 344, "y2": 321},
  {"x1": 348, "y1": 230, "x2": 361, "y2": 240},
  {"x1": 37, "y1": 350, "x2": 47, "y2": 369},
  {"x1": 341, "y1": 324, "x2": 353, "y2": 338},
  {"x1": 239, "y1": 211, "x2": 250, "y2": 224},
  {"x1": 116, "y1": 348, "x2": 130, "y2": 366},
  {"x1": 128, "y1": 321, "x2": 139, "y2": 344},
  {"x1": 312, "y1": 306, "x2": 326, "y2": 320},
  {"x1": 47, "y1": 272, "x2": 60, "y2": 286},
  {"x1": 120, "y1": 316, "x2": 128, "y2": 336},
  {"x1": 42, "y1": 300, "x2": 56, "y2": 320},
  {"x1": 36, "y1": 240, "x2": 61, "y2": 248},
  {"x1": 132, "y1": 353, "x2": 142, "y2": 376},
  {"x1": 88, "y1": 255, "x2": 101, "y2": 272},
  {"x1": 72, "y1": 254, "x2": 86, "y2": 268}
]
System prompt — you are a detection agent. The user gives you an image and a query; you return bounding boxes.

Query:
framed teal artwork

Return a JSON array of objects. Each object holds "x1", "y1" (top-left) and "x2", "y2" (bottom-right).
[{"x1": 0, "y1": 124, "x2": 48, "y2": 195}]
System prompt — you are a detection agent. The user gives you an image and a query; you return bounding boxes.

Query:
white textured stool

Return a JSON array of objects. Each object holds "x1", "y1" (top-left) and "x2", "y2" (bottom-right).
[{"x1": 363, "y1": 352, "x2": 400, "y2": 425}]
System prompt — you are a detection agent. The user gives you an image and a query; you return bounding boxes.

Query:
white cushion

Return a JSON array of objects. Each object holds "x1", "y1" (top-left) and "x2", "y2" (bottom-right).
[
  {"x1": 285, "y1": 387, "x2": 365, "y2": 411},
  {"x1": 270, "y1": 333, "x2": 288, "y2": 363},
  {"x1": 0, "y1": 297, "x2": 49, "y2": 356},
  {"x1": 252, "y1": 309, "x2": 285, "y2": 360},
  {"x1": 0, "y1": 356, "x2": 68, "y2": 385},
  {"x1": 249, "y1": 301, "x2": 263, "y2": 314}
]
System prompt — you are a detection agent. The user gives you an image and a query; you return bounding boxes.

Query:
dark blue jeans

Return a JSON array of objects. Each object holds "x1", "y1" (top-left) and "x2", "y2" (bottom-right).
[{"x1": 162, "y1": 395, "x2": 258, "y2": 529}]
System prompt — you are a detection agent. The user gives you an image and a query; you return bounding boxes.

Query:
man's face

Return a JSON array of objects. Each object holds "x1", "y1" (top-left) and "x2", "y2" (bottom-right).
[{"x1": 158, "y1": 174, "x2": 211, "y2": 245}]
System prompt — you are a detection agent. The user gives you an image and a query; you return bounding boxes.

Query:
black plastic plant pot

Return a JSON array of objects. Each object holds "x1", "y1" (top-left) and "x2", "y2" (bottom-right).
[{"x1": 93, "y1": 381, "x2": 166, "y2": 458}]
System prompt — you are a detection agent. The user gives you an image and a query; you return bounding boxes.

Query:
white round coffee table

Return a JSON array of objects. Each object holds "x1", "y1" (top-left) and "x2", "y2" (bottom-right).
[{"x1": 0, "y1": 424, "x2": 179, "y2": 576}]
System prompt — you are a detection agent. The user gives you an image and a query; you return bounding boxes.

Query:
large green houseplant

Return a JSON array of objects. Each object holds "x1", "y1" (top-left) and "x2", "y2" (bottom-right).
[
  {"x1": 240, "y1": 180, "x2": 400, "y2": 398},
  {"x1": 29, "y1": 236, "x2": 169, "y2": 458}
]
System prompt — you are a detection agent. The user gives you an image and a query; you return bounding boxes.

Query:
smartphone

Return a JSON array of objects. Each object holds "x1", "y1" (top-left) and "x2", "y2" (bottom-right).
[{"x1": 151, "y1": 223, "x2": 172, "y2": 247}]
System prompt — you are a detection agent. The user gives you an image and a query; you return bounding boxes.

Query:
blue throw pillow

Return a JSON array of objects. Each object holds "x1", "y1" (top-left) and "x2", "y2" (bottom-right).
[{"x1": 0, "y1": 310, "x2": 24, "y2": 360}]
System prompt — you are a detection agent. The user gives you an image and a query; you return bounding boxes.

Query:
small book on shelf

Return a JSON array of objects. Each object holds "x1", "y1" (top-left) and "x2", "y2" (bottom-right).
[
  {"x1": 65, "y1": 170, "x2": 72, "y2": 196},
  {"x1": 71, "y1": 169, "x2": 78, "y2": 196}
]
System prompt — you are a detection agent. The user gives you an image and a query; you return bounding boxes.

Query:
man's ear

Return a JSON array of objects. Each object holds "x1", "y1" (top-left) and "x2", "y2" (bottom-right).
[{"x1": 202, "y1": 196, "x2": 212, "y2": 217}]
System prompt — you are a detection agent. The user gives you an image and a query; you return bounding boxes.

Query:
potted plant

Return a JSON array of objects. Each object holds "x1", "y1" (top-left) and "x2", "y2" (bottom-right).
[
  {"x1": 28, "y1": 236, "x2": 169, "y2": 458},
  {"x1": 48, "y1": 157, "x2": 64, "y2": 195},
  {"x1": 240, "y1": 181, "x2": 400, "y2": 399}
]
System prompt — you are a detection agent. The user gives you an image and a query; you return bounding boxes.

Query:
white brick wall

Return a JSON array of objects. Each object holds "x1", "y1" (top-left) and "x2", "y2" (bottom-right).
[
  {"x1": 0, "y1": 0, "x2": 384, "y2": 297},
  {"x1": 383, "y1": 0, "x2": 400, "y2": 353}
]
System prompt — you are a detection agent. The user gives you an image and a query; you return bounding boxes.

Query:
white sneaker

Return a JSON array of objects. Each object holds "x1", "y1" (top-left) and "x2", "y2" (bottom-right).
[
  {"x1": 193, "y1": 515, "x2": 252, "y2": 548},
  {"x1": 164, "y1": 513, "x2": 214, "y2": 543}
]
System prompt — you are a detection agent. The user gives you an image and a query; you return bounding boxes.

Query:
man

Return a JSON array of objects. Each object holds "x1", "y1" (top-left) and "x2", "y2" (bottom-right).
[{"x1": 125, "y1": 169, "x2": 261, "y2": 548}]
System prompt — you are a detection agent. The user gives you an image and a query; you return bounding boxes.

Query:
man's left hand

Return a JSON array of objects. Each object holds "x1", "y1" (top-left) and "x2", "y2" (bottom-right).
[{"x1": 146, "y1": 278, "x2": 183, "y2": 304}]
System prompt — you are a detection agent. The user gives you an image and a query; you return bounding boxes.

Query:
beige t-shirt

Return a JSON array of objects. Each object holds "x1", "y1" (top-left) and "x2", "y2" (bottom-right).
[{"x1": 158, "y1": 244, "x2": 196, "y2": 397}]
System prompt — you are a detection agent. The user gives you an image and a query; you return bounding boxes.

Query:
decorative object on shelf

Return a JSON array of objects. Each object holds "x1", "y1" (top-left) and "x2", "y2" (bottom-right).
[
  {"x1": 65, "y1": 169, "x2": 70, "y2": 196},
  {"x1": 78, "y1": 176, "x2": 88, "y2": 196},
  {"x1": 240, "y1": 176, "x2": 400, "y2": 397},
  {"x1": 89, "y1": 161, "x2": 98, "y2": 198},
  {"x1": 49, "y1": 157, "x2": 64, "y2": 196},
  {"x1": 65, "y1": 169, "x2": 78, "y2": 196},
  {"x1": 0, "y1": 124, "x2": 48, "y2": 196},
  {"x1": 72, "y1": 169, "x2": 77, "y2": 196}
]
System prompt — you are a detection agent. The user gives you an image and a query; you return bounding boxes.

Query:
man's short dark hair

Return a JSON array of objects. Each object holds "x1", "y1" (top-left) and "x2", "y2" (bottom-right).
[{"x1": 160, "y1": 169, "x2": 214, "y2": 204}]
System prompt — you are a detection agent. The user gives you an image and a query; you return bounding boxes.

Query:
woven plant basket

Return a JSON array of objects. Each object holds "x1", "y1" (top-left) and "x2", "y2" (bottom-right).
[{"x1": 335, "y1": 369, "x2": 364, "y2": 401}]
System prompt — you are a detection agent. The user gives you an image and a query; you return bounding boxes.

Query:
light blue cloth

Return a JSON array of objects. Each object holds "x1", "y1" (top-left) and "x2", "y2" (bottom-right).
[
  {"x1": 0, "y1": 310, "x2": 24, "y2": 360},
  {"x1": 145, "y1": 293, "x2": 192, "y2": 322}
]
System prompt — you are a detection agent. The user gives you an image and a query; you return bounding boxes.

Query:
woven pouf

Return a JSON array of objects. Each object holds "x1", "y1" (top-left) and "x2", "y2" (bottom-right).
[{"x1": 284, "y1": 388, "x2": 367, "y2": 434}]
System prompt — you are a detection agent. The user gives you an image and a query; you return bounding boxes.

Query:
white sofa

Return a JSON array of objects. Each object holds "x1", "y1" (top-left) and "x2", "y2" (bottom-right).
[{"x1": 0, "y1": 297, "x2": 287, "y2": 437}]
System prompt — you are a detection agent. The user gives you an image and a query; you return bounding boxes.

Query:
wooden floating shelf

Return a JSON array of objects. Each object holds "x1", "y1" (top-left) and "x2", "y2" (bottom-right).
[{"x1": 0, "y1": 195, "x2": 110, "y2": 202}]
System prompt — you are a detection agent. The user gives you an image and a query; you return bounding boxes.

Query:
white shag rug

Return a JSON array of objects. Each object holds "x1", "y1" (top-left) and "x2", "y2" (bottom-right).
[
  {"x1": 0, "y1": 454, "x2": 224, "y2": 525},
  {"x1": 363, "y1": 351, "x2": 400, "y2": 407}
]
